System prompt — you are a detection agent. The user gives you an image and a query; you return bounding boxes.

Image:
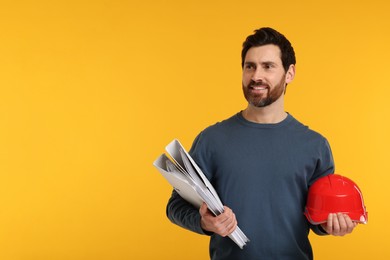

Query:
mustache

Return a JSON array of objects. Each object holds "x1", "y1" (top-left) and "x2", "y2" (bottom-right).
[{"x1": 249, "y1": 80, "x2": 269, "y2": 88}]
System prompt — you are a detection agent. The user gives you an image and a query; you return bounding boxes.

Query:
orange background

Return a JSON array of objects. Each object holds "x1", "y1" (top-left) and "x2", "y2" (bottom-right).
[{"x1": 0, "y1": 0, "x2": 388, "y2": 259}]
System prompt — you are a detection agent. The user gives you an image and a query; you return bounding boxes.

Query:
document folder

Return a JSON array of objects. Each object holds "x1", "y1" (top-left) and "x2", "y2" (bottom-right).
[{"x1": 153, "y1": 139, "x2": 249, "y2": 249}]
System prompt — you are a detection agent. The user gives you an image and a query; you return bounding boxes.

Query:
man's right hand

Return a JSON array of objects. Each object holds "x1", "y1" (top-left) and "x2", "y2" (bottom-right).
[{"x1": 199, "y1": 202, "x2": 237, "y2": 237}]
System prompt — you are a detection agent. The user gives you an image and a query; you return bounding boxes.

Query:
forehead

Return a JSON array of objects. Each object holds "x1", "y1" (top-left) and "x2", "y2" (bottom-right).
[{"x1": 244, "y1": 44, "x2": 282, "y2": 63}]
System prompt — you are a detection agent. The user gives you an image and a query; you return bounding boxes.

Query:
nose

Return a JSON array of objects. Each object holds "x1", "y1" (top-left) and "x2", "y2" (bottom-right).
[{"x1": 251, "y1": 67, "x2": 265, "y2": 82}]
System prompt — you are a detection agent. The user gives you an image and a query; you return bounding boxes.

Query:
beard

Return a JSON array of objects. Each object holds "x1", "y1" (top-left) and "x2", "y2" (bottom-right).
[{"x1": 242, "y1": 77, "x2": 286, "y2": 107}]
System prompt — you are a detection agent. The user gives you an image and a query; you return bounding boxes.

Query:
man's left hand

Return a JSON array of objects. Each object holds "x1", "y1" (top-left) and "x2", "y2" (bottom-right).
[{"x1": 320, "y1": 213, "x2": 358, "y2": 236}]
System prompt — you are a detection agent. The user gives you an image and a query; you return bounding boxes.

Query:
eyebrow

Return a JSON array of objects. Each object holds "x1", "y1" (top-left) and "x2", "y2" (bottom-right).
[{"x1": 244, "y1": 61, "x2": 278, "y2": 67}]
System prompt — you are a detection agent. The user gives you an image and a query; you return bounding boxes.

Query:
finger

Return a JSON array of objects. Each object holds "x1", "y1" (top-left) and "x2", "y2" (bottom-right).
[
  {"x1": 216, "y1": 207, "x2": 235, "y2": 234},
  {"x1": 220, "y1": 213, "x2": 237, "y2": 237},
  {"x1": 343, "y1": 214, "x2": 355, "y2": 233},
  {"x1": 199, "y1": 202, "x2": 209, "y2": 217},
  {"x1": 222, "y1": 206, "x2": 233, "y2": 217},
  {"x1": 226, "y1": 214, "x2": 238, "y2": 235},
  {"x1": 337, "y1": 213, "x2": 348, "y2": 235},
  {"x1": 217, "y1": 207, "x2": 234, "y2": 224},
  {"x1": 326, "y1": 213, "x2": 333, "y2": 234},
  {"x1": 212, "y1": 206, "x2": 238, "y2": 234},
  {"x1": 332, "y1": 213, "x2": 341, "y2": 235}
]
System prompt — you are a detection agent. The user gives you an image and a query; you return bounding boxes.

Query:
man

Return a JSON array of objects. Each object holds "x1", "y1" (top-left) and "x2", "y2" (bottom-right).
[{"x1": 166, "y1": 27, "x2": 357, "y2": 259}]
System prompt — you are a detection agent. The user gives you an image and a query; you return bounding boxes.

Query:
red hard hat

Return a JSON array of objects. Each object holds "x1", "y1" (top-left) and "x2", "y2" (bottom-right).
[{"x1": 304, "y1": 174, "x2": 368, "y2": 225}]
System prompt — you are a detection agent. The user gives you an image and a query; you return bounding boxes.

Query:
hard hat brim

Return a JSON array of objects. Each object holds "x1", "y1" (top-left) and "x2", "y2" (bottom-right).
[{"x1": 304, "y1": 208, "x2": 368, "y2": 225}]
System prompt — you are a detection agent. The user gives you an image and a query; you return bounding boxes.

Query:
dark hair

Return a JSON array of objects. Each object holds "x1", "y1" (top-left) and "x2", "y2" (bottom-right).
[{"x1": 241, "y1": 27, "x2": 296, "y2": 72}]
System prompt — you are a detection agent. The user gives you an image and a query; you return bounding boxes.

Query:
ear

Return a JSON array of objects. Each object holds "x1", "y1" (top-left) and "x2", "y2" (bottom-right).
[{"x1": 285, "y1": 64, "x2": 295, "y2": 84}]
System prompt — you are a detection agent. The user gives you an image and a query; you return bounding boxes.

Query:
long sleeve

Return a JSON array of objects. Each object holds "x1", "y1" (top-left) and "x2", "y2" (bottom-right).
[
  {"x1": 310, "y1": 223, "x2": 329, "y2": 235},
  {"x1": 308, "y1": 138, "x2": 334, "y2": 236},
  {"x1": 166, "y1": 189, "x2": 211, "y2": 235}
]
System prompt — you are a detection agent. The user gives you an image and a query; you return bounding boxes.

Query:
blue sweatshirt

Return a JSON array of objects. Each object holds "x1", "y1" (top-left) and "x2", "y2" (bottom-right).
[{"x1": 167, "y1": 112, "x2": 333, "y2": 260}]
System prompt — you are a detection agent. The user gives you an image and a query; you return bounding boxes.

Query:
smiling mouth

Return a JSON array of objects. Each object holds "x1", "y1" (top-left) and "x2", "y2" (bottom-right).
[
  {"x1": 249, "y1": 84, "x2": 269, "y2": 93},
  {"x1": 251, "y1": 86, "x2": 267, "y2": 90},
  {"x1": 249, "y1": 81, "x2": 269, "y2": 90}
]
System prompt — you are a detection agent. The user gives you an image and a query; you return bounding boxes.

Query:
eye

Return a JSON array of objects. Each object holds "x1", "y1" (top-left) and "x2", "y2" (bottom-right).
[{"x1": 244, "y1": 64, "x2": 255, "y2": 70}]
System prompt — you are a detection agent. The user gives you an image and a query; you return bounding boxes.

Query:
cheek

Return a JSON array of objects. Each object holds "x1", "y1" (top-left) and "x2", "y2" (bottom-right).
[
  {"x1": 271, "y1": 74, "x2": 286, "y2": 85},
  {"x1": 242, "y1": 73, "x2": 251, "y2": 85}
]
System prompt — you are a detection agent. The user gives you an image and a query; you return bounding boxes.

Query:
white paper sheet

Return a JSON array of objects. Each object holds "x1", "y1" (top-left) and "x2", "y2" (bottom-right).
[{"x1": 153, "y1": 139, "x2": 249, "y2": 249}]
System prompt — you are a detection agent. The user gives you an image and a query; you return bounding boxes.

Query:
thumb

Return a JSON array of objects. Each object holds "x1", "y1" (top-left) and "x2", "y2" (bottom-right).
[{"x1": 199, "y1": 202, "x2": 208, "y2": 216}]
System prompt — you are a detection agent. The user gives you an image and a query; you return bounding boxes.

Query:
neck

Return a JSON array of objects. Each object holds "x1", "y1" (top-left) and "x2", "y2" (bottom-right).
[
  {"x1": 242, "y1": 108, "x2": 287, "y2": 124},
  {"x1": 242, "y1": 98, "x2": 287, "y2": 124}
]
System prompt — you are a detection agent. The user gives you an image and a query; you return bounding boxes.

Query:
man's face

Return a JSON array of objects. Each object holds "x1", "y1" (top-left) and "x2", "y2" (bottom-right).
[{"x1": 242, "y1": 44, "x2": 294, "y2": 107}]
